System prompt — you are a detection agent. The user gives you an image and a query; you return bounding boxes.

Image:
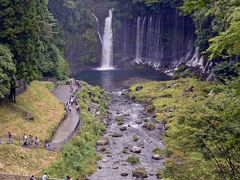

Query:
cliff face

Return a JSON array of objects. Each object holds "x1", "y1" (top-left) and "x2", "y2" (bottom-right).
[
  {"x1": 49, "y1": 1, "x2": 203, "y2": 74},
  {"x1": 113, "y1": 7, "x2": 197, "y2": 69}
]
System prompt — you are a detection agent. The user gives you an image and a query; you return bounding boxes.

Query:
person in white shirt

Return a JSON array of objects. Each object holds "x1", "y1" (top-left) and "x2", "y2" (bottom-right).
[{"x1": 42, "y1": 172, "x2": 48, "y2": 180}]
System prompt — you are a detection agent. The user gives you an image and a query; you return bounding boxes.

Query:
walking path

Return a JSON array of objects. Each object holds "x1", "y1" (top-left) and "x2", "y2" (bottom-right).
[{"x1": 50, "y1": 85, "x2": 80, "y2": 150}]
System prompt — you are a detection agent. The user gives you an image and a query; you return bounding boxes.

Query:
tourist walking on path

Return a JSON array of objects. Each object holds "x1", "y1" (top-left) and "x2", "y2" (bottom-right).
[
  {"x1": 8, "y1": 132, "x2": 13, "y2": 144},
  {"x1": 42, "y1": 172, "x2": 48, "y2": 180},
  {"x1": 30, "y1": 175, "x2": 36, "y2": 180}
]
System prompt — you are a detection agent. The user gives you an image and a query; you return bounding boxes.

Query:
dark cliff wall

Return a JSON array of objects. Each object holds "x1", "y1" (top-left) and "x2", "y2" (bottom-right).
[
  {"x1": 49, "y1": 1, "x2": 198, "y2": 73},
  {"x1": 113, "y1": 7, "x2": 196, "y2": 69}
]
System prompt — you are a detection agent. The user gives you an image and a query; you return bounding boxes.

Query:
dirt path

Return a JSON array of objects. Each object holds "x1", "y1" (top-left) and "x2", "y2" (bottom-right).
[
  {"x1": 51, "y1": 85, "x2": 80, "y2": 149},
  {"x1": 90, "y1": 91, "x2": 164, "y2": 180}
]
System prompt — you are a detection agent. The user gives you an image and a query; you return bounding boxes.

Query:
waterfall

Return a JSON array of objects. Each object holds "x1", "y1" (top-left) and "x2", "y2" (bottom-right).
[
  {"x1": 135, "y1": 17, "x2": 141, "y2": 62},
  {"x1": 98, "y1": 9, "x2": 114, "y2": 70},
  {"x1": 91, "y1": 12, "x2": 103, "y2": 45}
]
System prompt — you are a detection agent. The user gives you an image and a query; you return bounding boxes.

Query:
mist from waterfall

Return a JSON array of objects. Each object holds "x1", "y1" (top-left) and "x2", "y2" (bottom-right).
[{"x1": 98, "y1": 9, "x2": 114, "y2": 70}]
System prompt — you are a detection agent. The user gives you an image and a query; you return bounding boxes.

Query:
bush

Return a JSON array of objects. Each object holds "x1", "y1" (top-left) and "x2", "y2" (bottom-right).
[{"x1": 126, "y1": 156, "x2": 140, "y2": 164}]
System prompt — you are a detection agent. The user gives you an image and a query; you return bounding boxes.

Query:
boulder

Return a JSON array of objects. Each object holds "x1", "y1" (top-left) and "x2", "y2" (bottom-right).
[
  {"x1": 111, "y1": 132, "x2": 123, "y2": 137},
  {"x1": 130, "y1": 146, "x2": 141, "y2": 153},
  {"x1": 185, "y1": 86, "x2": 194, "y2": 92},
  {"x1": 136, "y1": 86, "x2": 143, "y2": 91},
  {"x1": 25, "y1": 112, "x2": 34, "y2": 120},
  {"x1": 132, "y1": 167, "x2": 148, "y2": 178},
  {"x1": 119, "y1": 126, "x2": 127, "y2": 131},
  {"x1": 135, "y1": 120, "x2": 143, "y2": 124},
  {"x1": 97, "y1": 138, "x2": 109, "y2": 146},
  {"x1": 163, "y1": 106, "x2": 175, "y2": 113},
  {"x1": 146, "y1": 122, "x2": 156, "y2": 130},
  {"x1": 152, "y1": 154, "x2": 162, "y2": 160},
  {"x1": 147, "y1": 105, "x2": 156, "y2": 113},
  {"x1": 121, "y1": 172, "x2": 129, "y2": 177}
]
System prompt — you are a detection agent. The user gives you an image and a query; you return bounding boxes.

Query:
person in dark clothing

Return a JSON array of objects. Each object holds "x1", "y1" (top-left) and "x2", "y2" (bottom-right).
[{"x1": 30, "y1": 175, "x2": 35, "y2": 180}]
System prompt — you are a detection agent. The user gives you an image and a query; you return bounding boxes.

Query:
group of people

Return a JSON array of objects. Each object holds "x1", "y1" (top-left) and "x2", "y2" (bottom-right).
[
  {"x1": 23, "y1": 134, "x2": 41, "y2": 147},
  {"x1": 65, "y1": 79, "x2": 82, "y2": 113},
  {"x1": 29, "y1": 173, "x2": 79, "y2": 180},
  {"x1": 2, "y1": 131, "x2": 51, "y2": 150}
]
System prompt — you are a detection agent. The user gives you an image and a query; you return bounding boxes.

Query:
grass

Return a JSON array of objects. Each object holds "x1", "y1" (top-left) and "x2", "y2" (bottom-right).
[
  {"x1": 126, "y1": 155, "x2": 140, "y2": 164},
  {"x1": 128, "y1": 78, "x2": 225, "y2": 179},
  {"x1": 0, "y1": 81, "x2": 64, "y2": 176},
  {"x1": 0, "y1": 81, "x2": 65, "y2": 139},
  {"x1": 153, "y1": 147, "x2": 163, "y2": 155},
  {"x1": 46, "y1": 82, "x2": 109, "y2": 179}
]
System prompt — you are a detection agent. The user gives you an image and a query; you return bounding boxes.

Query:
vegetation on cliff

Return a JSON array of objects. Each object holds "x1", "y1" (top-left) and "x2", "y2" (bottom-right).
[
  {"x1": 46, "y1": 82, "x2": 109, "y2": 179},
  {"x1": 128, "y1": 77, "x2": 240, "y2": 179}
]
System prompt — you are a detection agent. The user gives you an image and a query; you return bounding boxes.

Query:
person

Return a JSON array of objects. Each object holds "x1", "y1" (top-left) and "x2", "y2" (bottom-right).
[
  {"x1": 76, "y1": 104, "x2": 79, "y2": 112},
  {"x1": 8, "y1": 132, "x2": 13, "y2": 144},
  {"x1": 68, "y1": 105, "x2": 72, "y2": 112},
  {"x1": 35, "y1": 136, "x2": 40, "y2": 146},
  {"x1": 65, "y1": 176, "x2": 72, "y2": 180},
  {"x1": 29, "y1": 135, "x2": 33, "y2": 145},
  {"x1": 30, "y1": 175, "x2": 35, "y2": 180},
  {"x1": 23, "y1": 134, "x2": 28, "y2": 146},
  {"x1": 45, "y1": 139, "x2": 48, "y2": 148},
  {"x1": 42, "y1": 172, "x2": 48, "y2": 180}
]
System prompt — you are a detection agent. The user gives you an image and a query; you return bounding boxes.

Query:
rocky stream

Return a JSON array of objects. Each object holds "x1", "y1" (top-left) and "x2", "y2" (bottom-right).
[{"x1": 90, "y1": 90, "x2": 165, "y2": 180}]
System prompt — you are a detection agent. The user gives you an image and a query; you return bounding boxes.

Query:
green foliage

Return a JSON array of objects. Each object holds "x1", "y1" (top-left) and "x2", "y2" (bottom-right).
[
  {"x1": 173, "y1": 65, "x2": 197, "y2": 79},
  {"x1": 46, "y1": 83, "x2": 109, "y2": 179},
  {"x1": 0, "y1": 44, "x2": 16, "y2": 98},
  {"x1": 129, "y1": 78, "x2": 240, "y2": 179},
  {"x1": 181, "y1": 0, "x2": 240, "y2": 60},
  {"x1": 126, "y1": 155, "x2": 140, "y2": 164},
  {"x1": 0, "y1": 0, "x2": 68, "y2": 83},
  {"x1": 213, "y1": 62, "x2": 239, "y2": 83}
]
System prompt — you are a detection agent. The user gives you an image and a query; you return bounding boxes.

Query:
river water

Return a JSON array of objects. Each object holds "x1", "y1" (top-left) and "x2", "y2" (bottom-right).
[
  {"x1": 75, "y1": 69, "x2": 168, "y2": 179},
  {"x1": 74, "y1": 69, "x2": 169, "y2": 90}
]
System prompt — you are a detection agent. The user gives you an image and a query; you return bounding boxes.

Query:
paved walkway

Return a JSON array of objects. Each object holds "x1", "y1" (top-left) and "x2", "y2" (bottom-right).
[{"x1": 50, "y1": 85, "x2": 80, "y2": 150}]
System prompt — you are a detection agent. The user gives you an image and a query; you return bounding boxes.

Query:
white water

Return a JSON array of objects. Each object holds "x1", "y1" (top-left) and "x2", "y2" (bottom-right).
[
  {"x1": 98, "y1": 9, "x2": 114, "y2": 71},
  {"x1": 91, "y1": 12, "x2": 103, "y2": 45},
  {"x1": 135, "y1": 17, "x2": 141, "y2": 62}
]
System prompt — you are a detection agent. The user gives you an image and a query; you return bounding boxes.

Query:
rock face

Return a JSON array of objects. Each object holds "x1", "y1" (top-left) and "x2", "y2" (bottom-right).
[
  {"x1": 132, "y1": 167, "x2": 148, "y2": 178},
  {"x1": 130, "y1": 146, "x2": 141, "y2": 153},
  {"x1": 25, "y1": 112, "x2": 34, "y2": 120}
]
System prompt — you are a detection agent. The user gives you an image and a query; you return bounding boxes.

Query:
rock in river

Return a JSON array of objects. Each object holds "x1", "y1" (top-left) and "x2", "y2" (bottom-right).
[
  {"x1": 152, "y1": 154, "x2": 162, "y2": 160},
  {"x1": 130, "y1": 146, "x2": 141, "y2": 153},
  {"x1": 121, "y1": 172, "x2": 129, "y2": 177},
  {"x1": 119, "y1": 126, "x2": 127, "y2": 131},
  {"x1": 132, "y1": 167, "x2": 148, "y2": 178},
  {"x1": 97, "y1": 138, "x2": 109, "y2": 146}
]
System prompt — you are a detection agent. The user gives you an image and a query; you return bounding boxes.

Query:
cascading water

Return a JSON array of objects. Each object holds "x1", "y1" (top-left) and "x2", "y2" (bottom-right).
[
  {"x1": 91, "y1": 12, "x2": 103, "y2": 45},
  {"x1": 117, "y1": 7, "x2": 197, "y2": 69},
  {"x1": 135, "y1": 17, "x2": 141, "y2": 63},
  {"x1": 98, "y1": 9, "x2": 114, "y2": 70}
]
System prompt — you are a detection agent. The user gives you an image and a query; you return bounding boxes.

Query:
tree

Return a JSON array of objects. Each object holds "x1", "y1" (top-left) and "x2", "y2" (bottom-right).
[{"x1": 0, "y1": 44, "x2": 16, "y2": 99}]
